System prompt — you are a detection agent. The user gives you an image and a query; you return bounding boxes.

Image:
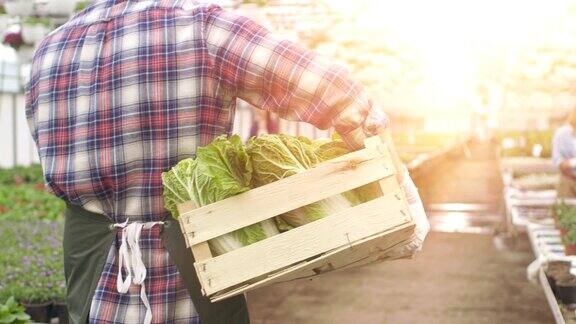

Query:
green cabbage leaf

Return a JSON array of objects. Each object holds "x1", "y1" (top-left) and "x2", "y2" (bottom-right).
[{"x1": 162, "y1": 135, "x2": 278, "y2": 255}]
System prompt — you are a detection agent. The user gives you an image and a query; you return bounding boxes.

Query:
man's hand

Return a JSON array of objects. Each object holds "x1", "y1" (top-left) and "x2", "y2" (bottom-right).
[{"x1": 559, "y1": 160, "x2": 576, "y2": 179}]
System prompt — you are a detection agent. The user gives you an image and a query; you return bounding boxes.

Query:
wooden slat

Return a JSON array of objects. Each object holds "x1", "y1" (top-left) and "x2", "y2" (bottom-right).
[
  {"x1": 191, "y1": 243, "x2": 213, "y2": 263},
  {"x1": 195, "y1": 190, "x2": 409, "y2": 296},
  {"x1": 365, "y1": 134, "x2": 414, "y2": 224},
  {"x1": 177, "y1": 201, "x2": 213, "y2": 261},
  {"x1": 209, "y1": 223, "x2": 415, "y2": 301},
  {"x1": 179, "y1": 146, "x2": 394, "y2": 245},
  {"x1": 177, "y1": 202, "x2": 196, "y2": 247}
]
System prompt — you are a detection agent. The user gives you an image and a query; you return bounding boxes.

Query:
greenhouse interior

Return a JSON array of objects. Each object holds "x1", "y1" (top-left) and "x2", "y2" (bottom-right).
[{"x1": 2, "y1": 0, "x2": 576, "y2": 323}]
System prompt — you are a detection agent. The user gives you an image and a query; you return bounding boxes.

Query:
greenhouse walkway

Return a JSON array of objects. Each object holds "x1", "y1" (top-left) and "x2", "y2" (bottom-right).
[{"x1": 247, "y1": 140, "x2": 554, "y2": 324}]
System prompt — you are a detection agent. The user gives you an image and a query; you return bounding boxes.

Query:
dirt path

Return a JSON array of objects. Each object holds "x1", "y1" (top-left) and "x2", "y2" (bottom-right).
[{"x1": 247, "y1": 140, "x2": 553, "y2": 323}]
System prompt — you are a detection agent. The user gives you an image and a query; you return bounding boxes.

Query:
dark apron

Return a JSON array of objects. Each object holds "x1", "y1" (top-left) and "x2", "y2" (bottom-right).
[{"x1": 63, "y1": 203, "x2": 249, "y2": 324}]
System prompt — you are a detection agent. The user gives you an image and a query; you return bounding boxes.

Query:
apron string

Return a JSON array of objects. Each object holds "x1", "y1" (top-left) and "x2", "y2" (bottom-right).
[{"x1": 113, "y1": 219, "x2": 164, "y2": 324}]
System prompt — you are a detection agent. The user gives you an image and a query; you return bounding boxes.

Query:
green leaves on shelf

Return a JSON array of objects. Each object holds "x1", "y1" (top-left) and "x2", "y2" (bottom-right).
[
  {"x1": 0, "y1": 221, "x2": 66, "y2": 304},
  {"x1": 0, "y1": 297, "x2": 31, "y2": 324},
  {"x1": 553, "y1": 202, "x2": 576, "y2": 245}
]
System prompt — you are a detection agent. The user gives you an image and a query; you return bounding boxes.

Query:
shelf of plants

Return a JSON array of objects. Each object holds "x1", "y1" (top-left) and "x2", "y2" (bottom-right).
[
  {"x1": 500, "y1": 148, "x2": 576, "y2": 323},
  {"x1": 527, "y1": 219, "x2": 576, "y2": 324},
  {"x1": 497, "y1": 130, "x2": 556, "y2": 229},
  {"x1": 0, "y1": 164, "x2": 67, "y2": 324},
  {"x1": 497, "y1": 137, "x2": 574, "y2": 323}
]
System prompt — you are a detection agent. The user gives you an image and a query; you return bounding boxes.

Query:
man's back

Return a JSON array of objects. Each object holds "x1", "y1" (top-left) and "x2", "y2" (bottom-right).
[{"x1": 26, "y1": 0, "x2": 228, "y2": 222}]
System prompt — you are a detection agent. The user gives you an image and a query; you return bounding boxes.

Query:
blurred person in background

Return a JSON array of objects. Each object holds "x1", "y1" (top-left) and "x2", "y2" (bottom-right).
[
  {"x1": 25, "y1": 1, "x2": 429, "y2": 323},
  {"x1": 553, "y1": 108, "x2": 576, "y2": 198}
]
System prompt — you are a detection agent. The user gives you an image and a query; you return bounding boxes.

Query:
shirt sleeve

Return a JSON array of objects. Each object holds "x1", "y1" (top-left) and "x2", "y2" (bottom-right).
[
  {"x1": 203, "y1": 6, "x2": 387, "y2": 145},
  {"x1": 552, "y1": 127, "x2": 573, "y2": 167}
]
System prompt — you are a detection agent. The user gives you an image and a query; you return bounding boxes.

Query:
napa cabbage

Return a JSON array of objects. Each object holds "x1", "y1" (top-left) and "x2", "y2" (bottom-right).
[
  {"x1": 248, "y1": 134, "x2": 352, "y2": 229},
  {"x1": 162, "y1": 135, "x2": 279, "y2": 255}
]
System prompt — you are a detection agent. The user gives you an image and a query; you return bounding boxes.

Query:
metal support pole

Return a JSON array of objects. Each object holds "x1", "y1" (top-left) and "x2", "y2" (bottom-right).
[{"x1": 12, "y1": 93, "x2": 17, "y2": 167}]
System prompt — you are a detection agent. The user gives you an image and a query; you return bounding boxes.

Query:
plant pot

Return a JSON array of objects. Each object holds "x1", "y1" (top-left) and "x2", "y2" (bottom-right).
[
  {"x1": 565, "y1": 243, "x2": 576, "y2": 256},
  {"x1": 548, "y1": 274, "x2": 559, "y2": 296},
  {"x1": 4, "y1": 0, "x2": 34, "y2": 16},
  {"x1": 23, "y1": 301, "x2": 53, "y2": 323},
  {"x1": 546, "y1": 260, "x2": 572, "y2": 296},
  {"x1": 558, "y1": 275, "x2": 576, "y2": 305},
  {"x1": 53, "y1": 301, "x2": 69, "y2": 324}
]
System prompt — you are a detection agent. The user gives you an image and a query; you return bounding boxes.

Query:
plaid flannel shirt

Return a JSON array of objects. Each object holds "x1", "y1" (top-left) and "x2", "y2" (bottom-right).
[{"x1": 25, "y1": 0, "x2": 386, "y2": 323}]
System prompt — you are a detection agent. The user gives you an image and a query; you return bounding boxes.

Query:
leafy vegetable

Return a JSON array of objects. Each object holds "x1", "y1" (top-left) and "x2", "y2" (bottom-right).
[
  {"x1": 248, "y1": 134, "x2": 352, "y2": 229},
  {"x1": 0, "y1": 297, "x2": 30, "y2": 324},
  {"x1": 162, "y1": 135, "x2": 278, "y2": 255}
]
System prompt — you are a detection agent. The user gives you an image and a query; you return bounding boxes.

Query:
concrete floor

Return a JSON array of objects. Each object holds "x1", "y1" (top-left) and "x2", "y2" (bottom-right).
[{"x1": 247, "y1": 140, "x2": 554, "y2": 324}]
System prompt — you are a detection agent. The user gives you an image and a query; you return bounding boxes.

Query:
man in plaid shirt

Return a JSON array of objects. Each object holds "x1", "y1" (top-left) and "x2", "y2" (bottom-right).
[{"x1": 26, "y1": 1, "x2": 428, "y2": 323}]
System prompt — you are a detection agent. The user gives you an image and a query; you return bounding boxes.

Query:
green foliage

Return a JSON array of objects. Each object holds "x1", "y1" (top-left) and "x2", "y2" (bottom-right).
[
  {"x1": 553, "y1": 202, "x2": 576, "y2": 245},
  {"x1": 248, "y1": 135, "x2": 352, "y2": 228},
  {"x1": 0, "y1": 221, "x2": 65, "y2": 303},
  {"x1": 74, "y1": 1, "x2": 90, "y2": 12},
  {"x1": 0, "y1": 5, "x2": 6, "y2": 15},
  {"x1": 497, "y1": 130, "x2": 553, "y2": 158},
  {"x1": 0, "y1": 297, "x2": 30, "y2": 324},
  {"x1": 242, "y1": 0, "x2": 267, "y2": 7},
  {"x1": 0, "y1": 165, "x2": 44, "y2": 185},
  {"x1": 0, "y1": 185, "x2": 65, "y2": 221},
  {"x1": 22, "y1": 17, "x2": 51, "y2": 27},
  {"x1": 162, "y1": 135, "x2": 278, "y2": 255}
]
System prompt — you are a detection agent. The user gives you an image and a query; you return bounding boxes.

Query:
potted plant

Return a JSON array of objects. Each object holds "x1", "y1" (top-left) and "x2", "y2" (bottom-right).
[
  {"x1": 545, "y1": 260, "x2": 572, "y2": 296},
  {"x1": 22, "y1": 300, "x2": 52, "y2": 323},
  {"x1": 564, "y1": 229, "x2": 576, "y2": 256},
  {"x1": 48, "y1": 272, "x2": 67, "y2": 324},
  {"x1": 0, "y1": 221, "x2": 66, "y2": 323},
  {"x1": 52, "y1": 299, "x2": 68, "y2": 324},
  {"x1": 21, "y1": 17, "x2": 51, "y2": 45},
  {"x1": 4, "y1": 0, "x2": 34, "y2": 17},
  {"x1": 0, "y1": 297, "x2": 31, "y2": 324},
  {"x1": 555, "y1": 202, "x2": 576, "y2": 255}
]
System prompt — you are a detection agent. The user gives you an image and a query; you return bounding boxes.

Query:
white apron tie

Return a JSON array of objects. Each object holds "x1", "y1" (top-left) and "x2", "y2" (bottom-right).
[{"x1": 113, "y1": 219, "x2": 164, "y2": 324}]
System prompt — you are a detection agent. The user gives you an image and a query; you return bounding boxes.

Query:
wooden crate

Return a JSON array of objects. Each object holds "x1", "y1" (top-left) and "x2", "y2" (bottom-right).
[{"x1": 177, "y1": 135, "x2": 416, "y2": 302}]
